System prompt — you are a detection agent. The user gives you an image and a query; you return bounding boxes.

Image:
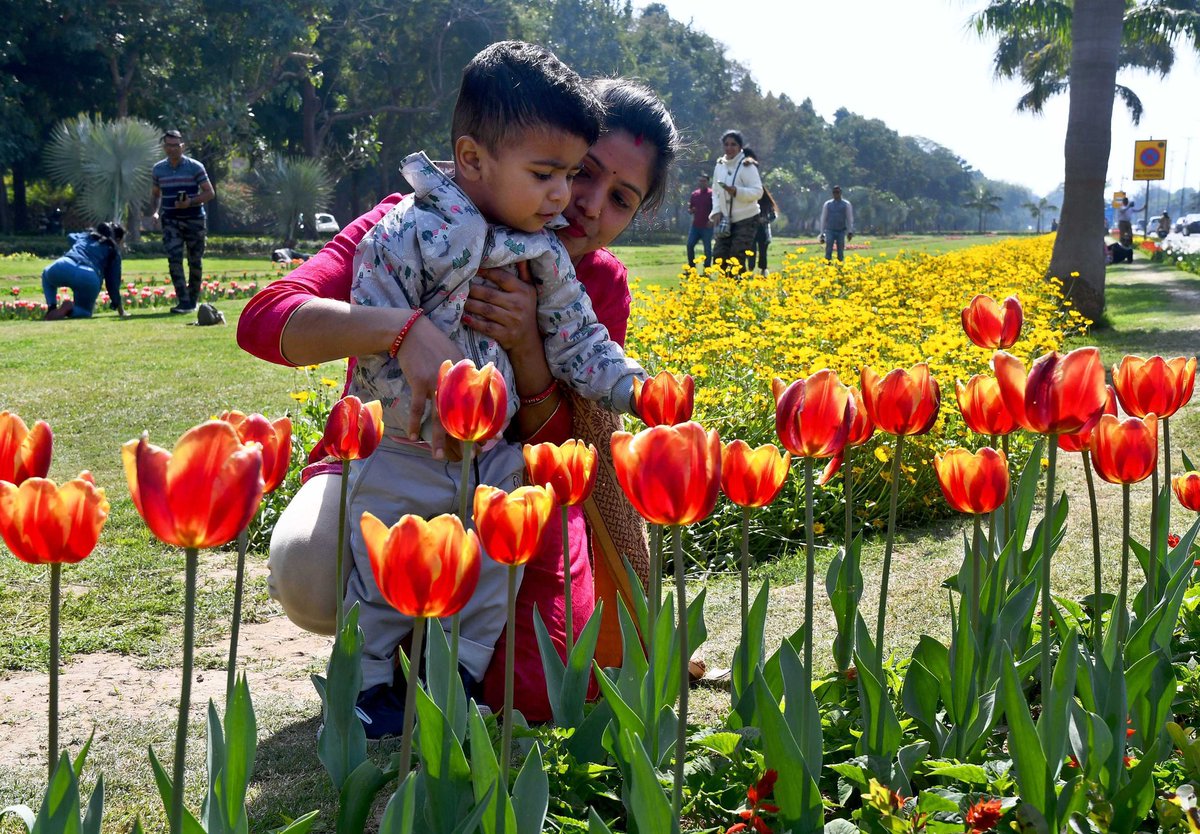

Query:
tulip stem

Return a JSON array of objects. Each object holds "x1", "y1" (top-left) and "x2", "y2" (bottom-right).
[
  {"x1": 971, "y1": 514, "x2": 982, "y2": 631},
  {"x1": 1040, "y1": 439, "x2": 1058, "y2": 694},
  {"x1": 1081, "y1": 450, "x2": 1103, "y2": 645},
  {"x1": 1165, "y1": 416, "x2": 1173, "y2": 549},
  {"x1": 399, "y1": 616, "x2": 425, "y2": 777},
  {"x1": 1002, "y1": 434, "x2": 1013, "y2": 585},
  {"x1": 49, "y1": 562, "x2": 61, "y2": 780},
  {"x1": 227, "y1": 528, "x2": 249, "y2": 703},
  {"x1": 738, "y1": 505, "x2": 751, "y2": 709},
  {"x1": 562, "y1": 505, "x2": 573, "y2": 656},
  {"x1": 844, "y1": 446, "x2": 855, "y2": 557},
  {"x1": 649, "y1": 524, "x2": 662, "y2": 626},
  {"x1": 1117, "y1": 484, "x2": 1131, "y2": 646},
  {"x1": 1150, "y1": 460, "x2": 1160, "y2": 602},
  {"x1": 803, "y1": 457, "x2": 815, "y2": 693},
  {"x1": 501, "y1": 564, "x2": 518, "y2": 788},
  {"x1": 451, "y1": 441, "x2": 474, "y2": 683},
  {"x1": 171, "y1": 547, "x2": 199, "y2": 834},
  {"x1": 988, "y1": 433, "x2": 997, "y2": 561},
  {"x1": 874, "y1": 434, "x2": 906, "y2": 669},
  {"x1": 672, "y1": 524, "x2": 688, "y2": 820},
  {"x1": 335, "y1": 469, "x2": 348, "y2": 634}
]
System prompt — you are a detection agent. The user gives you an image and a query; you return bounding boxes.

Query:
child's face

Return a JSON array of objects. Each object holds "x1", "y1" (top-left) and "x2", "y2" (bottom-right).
[{"x1": 471, "y1": 128, "x2": 589, "y2": 234}]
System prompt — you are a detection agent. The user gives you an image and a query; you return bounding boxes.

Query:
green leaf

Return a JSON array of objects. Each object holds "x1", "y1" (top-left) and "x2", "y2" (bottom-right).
[
  {"x1": 562, "y1": 603, "x2": 605, "y2": 728},
  {"x1": 693, "y1": 732, "x2": 742, "y2": 757},
  {"x1": 926, "y1": 763, "x2": 988, "y2": 784},
  {"x1": 1010, "y1": 437, "x2": 1045, "y2": 565},
  {"x1": 853, "y1": 650, "x2": 901, "y2": 762},
  {"x1": 448, "y1": 784, "x2": 499, "y2": 834},
  {"x1": 587, "y1": 807, "x2": 616, "y2": 834},
  {"x1": 81, "y1": 776, "x2": 104, "y2": 834},
  {"x1": 379, "y1": 773, "x2": 418, "y2": 834},
  {"x1": 316, "y1": 604, "x2": 368, "y2": 791},
  {"x1": 1168, "y1": 723, "x2": 1200, "y2": 780},
  {"x1": 593, "y1": 659, "x2": 647, "y2": 742},
  {"x1": 826, "y1": 536, "x2": 864, "y2": 673},
  {"x1": 532, "y1": 606, "x2": 566, "y2": 725},
  {"x1": 413, "y1": 677, "x2": 473, "y2": 832},
  {"x1": 732, "y1": 579, "x2": 771, "y2": 703},
  {"x1": 273, "y1": 810, "x2": 320, "y2": 834},
  {"x1": 824, "y1": 820, "x2": 860, "y2": 834},
  {"x1": 425, "y1": 620, "x2": 468, "y2": 745},
  {"x1": 467, "y1": 702, "x2": 515, "y2": 834},
  {"x1": 613, "y1": 728, "x2": 676, "y2": 834},
  {"x1": 751, "y1": 668, "x2": 822, "y2": 833},
  {"x1": 997, "y1": 643, "x2": 1047, "y2": 816},
  {"x1": 511, "y1": 745, "x2": 549, "y2": 834},
  {"x1": 335, "y1": 758, "x2": 400, "y2": 834},
  {"x1": 1036, "y1": 631, "x2": 1078, "y2": 779},
  {"x1": 0, "y1": 806, "x2": 35, "y2": 833},
  {"x1": 1183, "y1": 448, "x2": 1197, "y2": 471},
  {"x1": 148, "y1": 747, "x2": 204, "y2": 834}
]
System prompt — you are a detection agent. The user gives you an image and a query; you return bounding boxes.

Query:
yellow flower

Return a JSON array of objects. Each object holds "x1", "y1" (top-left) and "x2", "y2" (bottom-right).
[
  {"x1": 289, "y1": 391, "x2": 311, "y2": 403},
  {"x1": 812, "y1": 522, "x2": 825, "y2": 535}
]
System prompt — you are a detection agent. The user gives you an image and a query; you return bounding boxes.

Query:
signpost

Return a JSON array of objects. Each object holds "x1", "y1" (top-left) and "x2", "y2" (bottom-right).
[{"x1": 1133, "y1": 140, "x2": 1167, "y2": 237}]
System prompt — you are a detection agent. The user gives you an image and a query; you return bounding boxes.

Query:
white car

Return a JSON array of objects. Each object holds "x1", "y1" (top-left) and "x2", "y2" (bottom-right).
[{"x1": 314, "y1": 212, "x2": 340, "y2": 234}]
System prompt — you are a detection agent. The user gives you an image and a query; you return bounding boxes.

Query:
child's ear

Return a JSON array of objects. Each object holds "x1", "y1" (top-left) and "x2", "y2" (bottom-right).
[{"x1": 454, "y1": 135, "x2": 485, "y2": 182}]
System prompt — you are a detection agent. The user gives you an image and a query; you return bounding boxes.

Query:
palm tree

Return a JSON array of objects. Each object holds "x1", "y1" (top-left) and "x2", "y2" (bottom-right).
[
  {"x1": 253, "y1": 155, "x2": 335, "y2": 247},
  {"x1": 1024, "y1": 196, "x2": 1060, "y2": 233},
  {"x1": 973, "y1": 0, "x2": 1200, "y2": 320},
  {"x1": 44, "y1": 115, "x2": 160, "y2": 235},
  {"x1": 964, "y1": 186, "x2": 1004, "y2": 233}
]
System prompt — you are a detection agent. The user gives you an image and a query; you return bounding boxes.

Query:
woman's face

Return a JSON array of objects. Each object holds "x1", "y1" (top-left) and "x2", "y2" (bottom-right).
[
  {"x1": 723, "y1": 137, "x2": 741, "y2": 159},
  {"x1": 557, "y1": 130, "x2": 657, "y2": 263}
]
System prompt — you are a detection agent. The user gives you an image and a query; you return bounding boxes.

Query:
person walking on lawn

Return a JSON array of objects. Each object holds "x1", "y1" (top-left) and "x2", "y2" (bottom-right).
[{"x1": 150, "y1": 130, "x2": 215, "y2": 314}]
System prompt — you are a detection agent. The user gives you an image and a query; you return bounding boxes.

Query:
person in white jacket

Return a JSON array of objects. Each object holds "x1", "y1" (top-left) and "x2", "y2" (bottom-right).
[{"x1": 709, "y1": 130, "x2": 763, "y2": 272}]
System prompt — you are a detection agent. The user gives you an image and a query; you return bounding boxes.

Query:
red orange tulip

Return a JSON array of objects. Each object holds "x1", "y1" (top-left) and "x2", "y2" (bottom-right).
[
  {"x1": 122, "y1": 421, "x2": 264, "y2": 549},
  {"x1": 321, "y1": 396, "x2": 383, "y2": 460},
  {"x1": 961, "y1": 294, "x2": 1023, "y2": 349},
  {"x1": 847, "y1": 387, "x2": 875, "y2": 447},
  {"x1": 473, "y1": 484, "x2": 556, "y2": 566},
  {"x1": 772, "y1": 370, "x2": 856, "y2": 459},
  {"x1": 1090, "y1": 414, "x2": 1158, "y2": 485},
  {"x1": 437, "y1": 359, "x2": 509, "y2": 443},
  {"x1": 1174, "y1": 471, "x2": 1200, "y2": 511},
  {"x1": 860, "y1": 363, "x2": 941, "y2": 436},
  {"x1": 632, "y1": 371, "x2": 695, "y2": 427},
  {"x1": 611, "y1": 422, "x2": 721, "y2": 526},
  {"x1": 523, "y1": 440, "x2": 598, "y2": 507},
  {"x1": 219, "y1": 411, "x2": 293, "y2": 493},
  {"x1": 1112, "y1": 354, "x2": 1197, "y2": 419},
  {"x1": 933, "y1": 448, "x2": 1010, "y2": 515},
  {"x1": 361, "y1": 511, "x2": 480, "y2": 618},
  {"x1": 955, "y1": 375, "x2": 1019, "y2": 437},
  {"x1": 0, "y1": 411, "x2": 53, "y2": 485},
  {"x1": 721, "y1": 440, "x2": 791, "y2": 508},
  {"x1": 992, "y1": 347, "x2": 1107, "y2": 435},
  {"x1": 0, "y1": 472, "x2": 109, "y2": 564},
  {"x1": 1057, "y1": 385, "x2": 1117, "y2": 453}
]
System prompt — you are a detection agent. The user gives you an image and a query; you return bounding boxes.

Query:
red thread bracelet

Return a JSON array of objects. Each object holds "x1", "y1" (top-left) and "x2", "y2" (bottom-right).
[
  {"x1": 520, "y1": 380, "x2": 559, "y2": 407},
  {"x1": 388, "y1": 308, "x2": 424, "y2": 359}
]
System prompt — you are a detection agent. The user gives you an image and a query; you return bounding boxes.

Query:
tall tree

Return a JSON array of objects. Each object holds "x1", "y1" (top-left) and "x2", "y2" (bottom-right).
[
  {"x1": 965, "y1": 185, "x2": 1004, "y2": 232},
  {"x1": 1024, "y1": 196, "x2": 1059, "y2": 233}
]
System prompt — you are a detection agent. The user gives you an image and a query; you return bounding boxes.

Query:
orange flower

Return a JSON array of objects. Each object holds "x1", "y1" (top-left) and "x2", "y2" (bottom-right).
[
  {"x1": 961, "y1": 294, "x2": 1023, "y2": 349},
  {"x1": 993, "y1": 348, "x2": 1107, "y2": 435},
  {"x1": 955, "y1": 375, "x2": 1018, "y2": 437},
  {"x1": 611, "y1": 422, "x2": 721, "y2": 526},
  {"x1": 0, "y1": 411, "x2": 53, "y2": 485},
  {"x1": 933, "y1": 448, "x2": 1010, "y2": 514},
  {"x1": 633, "y1": 371, "x2": 694, "y2": 427},
  {"x1": 219, "y1": 411, "x2": 293, "y2": 493},
  {"x1": 772, "y1": 370, "x2": 855, "y2": 458},
  {"x1": 1174, "y1": 471, "x2": 1200, "y2": 511},
  {"x1": 860, "y1": 363, "x2": 941, "y2": 436},
  {"x1": 523, "y1": 440, "x2": 597, "y2": 506},
  {"x1": 965, "y1": 797, "x2": 1003, "y2": 833},
  {"x1": 473, "y1": 484, "x2": 556, "y2": 566},
  {"x1": 721, "y1": 440, "x2": 791, "y2": 508},
  {"x1": 321, "y1": 396, "x2": 384, "y2": 460},
  {"x1": 847, "y1": 387, "x2": 875, "y2": 447},
  {"x1": 360, "y1": 511, "x2": 480, "y2": 618},
  {"x1": 122, "y1": 421, "x2": 264, "y2": 549},
  {"x1": 437, "y1": 359, "x2": 508, "y2": 443},
  {"x1": 1090, "y1": 414, "x2": 1158, "y2": 485},
  {"x1": 1057, "y1": 385, "x2": 1117, "y2": 453},
  {"x1": 0, "y1": 472, "x2": 109, "y2": 564},
  {"x1": 1112, "y1": 354, "x2": 1197, "y2": 419}
]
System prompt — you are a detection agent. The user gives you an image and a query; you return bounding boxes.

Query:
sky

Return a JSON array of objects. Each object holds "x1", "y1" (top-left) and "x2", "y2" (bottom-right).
[{"x1": 634, "y1": 0, "x2": 1200, "y2": 198}]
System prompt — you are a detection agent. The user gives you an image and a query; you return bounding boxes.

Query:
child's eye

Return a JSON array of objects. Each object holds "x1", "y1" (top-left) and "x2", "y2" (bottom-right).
[{"x1": 532, "y1": 172, "x2": 552, "y2": 182}]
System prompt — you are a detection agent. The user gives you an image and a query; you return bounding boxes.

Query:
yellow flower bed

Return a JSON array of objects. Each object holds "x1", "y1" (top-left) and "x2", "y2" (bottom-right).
[{"x1": 624, "y1": 237, "x2": 1088, "y2": 555}]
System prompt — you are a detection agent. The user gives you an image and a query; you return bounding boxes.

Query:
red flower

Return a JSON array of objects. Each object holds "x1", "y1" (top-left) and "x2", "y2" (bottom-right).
[
  {"x1": 0, "y1": 411, "x2": 53, "y2": 485},
  {"x1": 122, "y1": 422, "x2": 264, "y2": 549},
  {"x1": 1112, "y1": 354, "x2": 1197, "y2": 419},
  {"x1": 860, "y1": 363, "x2": 941, "y2": 436},
  {"x1": 965, "y1": 797, "x2": 1003, "y2": 833},
  {"x1": 1090, "y1": 414, "x2": 1158, "y2": 485},
  {"x1": 523, "y1": 440, "x2": 597, "y2": 507},
  {"x1": 1169, "y1": 533, "x2": 1182, "y2": 549},
  {"x1": 218, "y1": 411, "x2": 293, "y2": 493},
  {"x1": 934, "y1": 447, "x2": 1010, "y2": 514},
  {"x1": 611, "y1": 422, "x2": 721, "y2": 526},
  {"x1": 993, "y1": 348, "x2": 1107, "y2": 435},
  {"x1": 361, "y1": 512, "x2": 480, "y2": 618},
  {"x1": 633, "y1": 370, "x2": 695, "y2": 427},
  {"x1": 955, "y1": 375, "x2": 1019, "y2": 437},
  {"x1": 321, "y1": 396, "x2": 384, "y2": 460},
  {"x1": 1057, "y1": 385, "x2": 1117, "y2": 453},
  {"x1": 437, "y1": 359, "x2": 508, "y2": 443},
  {"x1": 473, "y1": 484, "x2": 556, "y2": 567},
  {"x1": 962, "y1": 294, "x2": 1023, "y2": 349},
  {"x1": 721, "y1": 441, "x2": 791, "y2": 509},
  {"x1": 747, "y1": 769, "x2": 778, "y2": 805},
  {"x1": 0, "y1": 472, "x2": 109, "y2": 564},
  {"x1": 772, "y1": 370, "x2": 856, "y2": 458},
  {"x1": 1175, "y1": 472, "x2": 1200, "y2": 512}
]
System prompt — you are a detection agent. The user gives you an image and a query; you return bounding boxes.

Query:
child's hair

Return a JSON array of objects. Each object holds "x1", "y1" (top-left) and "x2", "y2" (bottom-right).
[
  {"x1": 92, "y1": 222, "x2": 126, "y2": 246},
  {"x1": 592, "y1": 78, "x2": 680, "y2": 214},
  {"x1": 451, "y1": 41, "x2": 602, "y2": 153}
]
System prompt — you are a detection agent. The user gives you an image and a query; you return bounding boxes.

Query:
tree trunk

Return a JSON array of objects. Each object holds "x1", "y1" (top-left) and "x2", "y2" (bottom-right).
[
  {"x1": 1048, "y1": 0, "x2": 1124, "y2": 324},
  {"x1": 0, "y1": 168, "x2": 9, "y2": 234},
  {"x1": 13, "y1": 164, "x2": 28, "y2": 232}
]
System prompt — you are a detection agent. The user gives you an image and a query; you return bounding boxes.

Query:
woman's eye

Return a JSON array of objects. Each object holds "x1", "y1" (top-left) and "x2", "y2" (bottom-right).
[{"x1": 612, "y1": 192, "x2": 630, "y2": 210}]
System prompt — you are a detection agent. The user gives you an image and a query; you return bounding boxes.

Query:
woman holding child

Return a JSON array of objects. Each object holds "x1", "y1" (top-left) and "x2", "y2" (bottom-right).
[{"x1": 238, "y1": 45, "x2": 679, "y2": 734}]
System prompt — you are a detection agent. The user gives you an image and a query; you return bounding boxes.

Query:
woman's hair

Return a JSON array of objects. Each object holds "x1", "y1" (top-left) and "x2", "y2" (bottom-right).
[
  {"x1": 760, "y1": 186, "x2": 776, "y2": 215},
  {"x1": 721, "y1": 130, "x2": 744, "y2": 148},
  {"x1": 92, "y1": 222, "x2": 126, "y2": 246},
  {"x1": 592, "y1": 78, "x2": 680, "y2": 214}
]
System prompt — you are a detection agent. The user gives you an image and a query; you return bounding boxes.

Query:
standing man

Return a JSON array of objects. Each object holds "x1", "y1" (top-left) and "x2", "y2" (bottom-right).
[
  {"x1": 151, "y1": 130, "x2": 215, "y2": 313},
  {"x1": 1115, "y1": 196, "x2": 1138, "y2": 247},
  {"x1": 686, "y1": 173, "x2": 714, "y2": 269},
  {"x1": 818, "y1": 185, "x2": 854, "y2": 262}
]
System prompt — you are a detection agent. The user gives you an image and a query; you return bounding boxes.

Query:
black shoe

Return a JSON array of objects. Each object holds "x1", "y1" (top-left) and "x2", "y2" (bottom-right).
[
  {"x1": 170, "y1": 303, "x2": 196, "y2": 315},
  {"x1": 355, "y1": 682, "x2": 406, "y2": 740}
]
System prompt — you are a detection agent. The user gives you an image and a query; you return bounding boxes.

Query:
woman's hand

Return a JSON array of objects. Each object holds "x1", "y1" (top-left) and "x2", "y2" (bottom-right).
[
  {"x1": 464, "y1": 262, "x2": 539, "y2": 358},
  {"x1": 395, "y1": 316, "x2": 465, "y2": 460},
  {"x1": 722, "y1": 183, "x2": 737, "y2": 197}
]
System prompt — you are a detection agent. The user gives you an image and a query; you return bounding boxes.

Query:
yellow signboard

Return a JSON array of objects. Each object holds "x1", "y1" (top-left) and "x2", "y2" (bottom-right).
[
  {"x1": 1134, "y1": 140, "x2": 1167, "y2": 181},
  {"x1": 1112, "y1": 190, "x2": 1126, "y2": 208}
]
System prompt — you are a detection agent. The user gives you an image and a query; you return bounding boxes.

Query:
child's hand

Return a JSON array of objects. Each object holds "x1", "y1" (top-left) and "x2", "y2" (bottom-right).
[{"x1": 395, "y1": 314, "x2": 464, "y2": 459}]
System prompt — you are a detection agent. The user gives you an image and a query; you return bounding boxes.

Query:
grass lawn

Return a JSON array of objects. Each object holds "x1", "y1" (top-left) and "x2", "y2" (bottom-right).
[{"x1": 0, "y1": 245, "x2": 1190, "y2": 831}]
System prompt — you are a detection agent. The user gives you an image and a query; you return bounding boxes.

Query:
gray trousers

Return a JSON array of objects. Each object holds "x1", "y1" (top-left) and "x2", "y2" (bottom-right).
[{"x1": 344, "y1": 437, "x2": 526, "y2": 690}]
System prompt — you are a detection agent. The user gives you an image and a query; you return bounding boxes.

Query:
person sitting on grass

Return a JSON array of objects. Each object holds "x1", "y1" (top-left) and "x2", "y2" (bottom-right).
[{"x1": 42, "y1": 222, "x2": 130, "y2": 320}]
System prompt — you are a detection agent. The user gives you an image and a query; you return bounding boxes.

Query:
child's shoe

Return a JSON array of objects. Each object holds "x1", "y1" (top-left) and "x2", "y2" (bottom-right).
[{"x1": 354, "y1": 682, "x2": 407, "y2": 740}]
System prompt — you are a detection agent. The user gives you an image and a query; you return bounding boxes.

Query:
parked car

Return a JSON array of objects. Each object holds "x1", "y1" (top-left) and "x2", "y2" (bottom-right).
[
  {"x1": 314, "y1": 212, "x2": 340, "y2": 234},
  {"x1": 1180, "y1": 213, "x2": 1200, "y2": 236}
]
